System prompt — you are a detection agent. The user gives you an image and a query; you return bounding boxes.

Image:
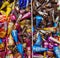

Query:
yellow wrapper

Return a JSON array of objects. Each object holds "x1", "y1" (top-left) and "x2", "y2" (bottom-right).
[
  {"x1": 0, "y1": 43, "x2": 4, "y2": 50},
  {"x1": 9, "y1": 54, "x2": 13, "y2": 58},
  {"x1": 0, "y1": 31, "x2": 6, "y2": 38},
  {"x1": 8, "y1": 34, "x2": 14, "y2": 45},
  {"x1": 0, "y1": 10, "x2": 6, "y2": 15},
  {"x1": 26, "y1": 29, "x2": 31, "y2": 33},
  {"x1": 6, "y1": 2, "x2": 15, "y2": 16},
  {"x1": 5, "y1": 7, "x2": 11, "y2": 17},
  {"x1": 20, "y1": 20, "x2": 26, "y2": 25},
  {"x1": 23, "y1": 43, "x2": 26, "y2": 48},
  {"x1": 43, "y1": 27, "x2": 56, "y2": 32},
  {"x1": 8, "y1": 22, "x2": 14, "y2": 35},
  {"x1": 1, "y1": 1, "x2": 9, "y2": 9},
  {"x1": 44, "y1": 52, "x2": 47, "y2": 58},
  {"x1": 0, "y1": 1, "x2": 15, "y2": 17},
  {"x1": 20, "y1": 25, "x2": 24, "y2": 29}
]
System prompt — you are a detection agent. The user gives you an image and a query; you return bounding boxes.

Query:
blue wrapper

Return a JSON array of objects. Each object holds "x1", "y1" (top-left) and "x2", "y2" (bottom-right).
[
  {"x1": 16, "y1": 43, "x2": 23, "y2": 58},
  {"x1": 11, "y1": 30, "x2": 18, "y2": 43},
  {"x1": 53, "y1": 22, "x2": 58, "y2": 27},
  {"x1": 32, "y1": 26, "x2": 35, "y2": 32},
  {"x1": 34, "y1": 33, "x2": 42, "y2": 46},
  {"x1": 19, "y1": 0, "x2": 31, "y2": 9},
  {"x1": 36, "y1": 15, "x2": 43, "y2": 27},
  {"x1": 53, "y1": 46, "x2": 60, "y2": 58},
  {"x1": 33, "y1": 45, "x2": 48, "y2": 52},
  {"x1": 0, "y1": 39, "x2": 2, "y2": 44}
]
